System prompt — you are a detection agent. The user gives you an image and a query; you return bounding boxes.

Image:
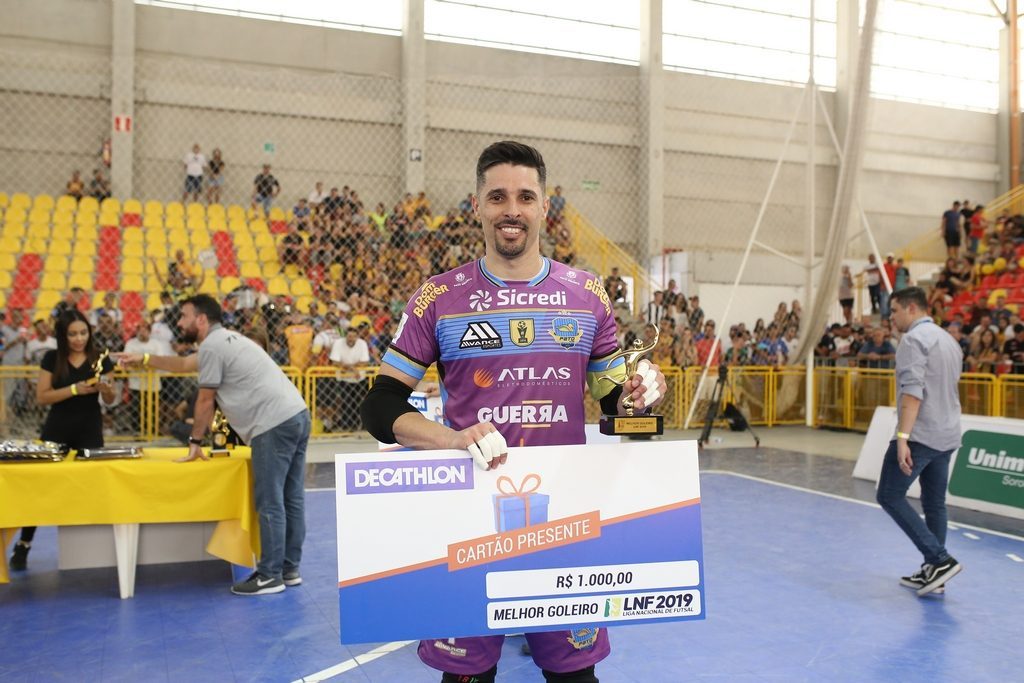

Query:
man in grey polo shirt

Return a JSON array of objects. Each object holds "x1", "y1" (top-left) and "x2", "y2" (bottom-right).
[
  {"x1": 119, "y1": 294, "x2": 310, "y2": 596},
  {"x1": 878, "y1": 286, "x2": 963, "y2": 597}
]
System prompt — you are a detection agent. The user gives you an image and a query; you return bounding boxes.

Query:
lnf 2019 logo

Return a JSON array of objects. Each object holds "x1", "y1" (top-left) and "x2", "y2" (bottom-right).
[{"x1": 345, "y1": 458, "x2": 474, "y2": 495}]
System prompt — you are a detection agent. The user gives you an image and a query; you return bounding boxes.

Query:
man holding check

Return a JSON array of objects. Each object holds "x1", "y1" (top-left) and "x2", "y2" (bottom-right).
[{"x1": 362, "y1": 141, "x2": 668, "y2": 683}]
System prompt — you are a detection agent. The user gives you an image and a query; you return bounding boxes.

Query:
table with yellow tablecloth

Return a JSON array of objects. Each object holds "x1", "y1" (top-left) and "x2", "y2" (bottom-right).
[{"x1": 0, "y1": 447, "x2": 258, "y2": 596}]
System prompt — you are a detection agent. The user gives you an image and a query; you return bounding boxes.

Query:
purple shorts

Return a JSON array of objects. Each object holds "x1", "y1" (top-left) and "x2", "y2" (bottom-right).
[{"x1": 418, "y1": 628, "x2": 610, "y2": 675}]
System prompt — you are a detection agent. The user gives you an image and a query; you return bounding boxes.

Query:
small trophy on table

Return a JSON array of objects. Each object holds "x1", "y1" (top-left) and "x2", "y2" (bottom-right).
[
  {"x1": 210, "y1": 408, "x2": 232, "y2": 457},
  {"x1": 597, "y1": 330, "x2": 664, "y2": 436},
  {"x1": 86, "y1": 349, "x2": 110, "y2": 385}
]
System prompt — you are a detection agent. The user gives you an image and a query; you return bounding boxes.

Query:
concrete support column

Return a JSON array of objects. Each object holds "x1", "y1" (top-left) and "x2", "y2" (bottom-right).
[
  {"x1": 834, "y1": 0, "x2": 859, "y2": 145},
  {"x1": 1000, "y1": 26, "x2": 1011, "y2": 194},
  {"x1": 110, "y1": 0, "x2": 135, "y2": 199},
  {"x1": 640, "y1": 0, "x2": 665, "y2": 284},
  {"x1": 402, "y1": 0, "x2": 426, "y2": 195}
]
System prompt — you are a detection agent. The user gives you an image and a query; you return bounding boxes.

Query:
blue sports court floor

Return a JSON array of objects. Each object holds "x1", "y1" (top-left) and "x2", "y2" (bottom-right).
[{"x1": 2, "y1": 444, "x2": 1022, "y2": 682}]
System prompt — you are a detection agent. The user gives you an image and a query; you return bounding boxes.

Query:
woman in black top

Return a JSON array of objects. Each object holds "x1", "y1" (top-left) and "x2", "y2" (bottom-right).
[{"x1": 8, "y1": 310, "x2": 115, "y2": 572}]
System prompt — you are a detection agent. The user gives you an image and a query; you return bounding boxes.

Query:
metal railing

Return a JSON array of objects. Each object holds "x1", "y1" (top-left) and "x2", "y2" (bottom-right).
[{"x1": 1, "y1": 364, "x2": 1018, "y2": 442}]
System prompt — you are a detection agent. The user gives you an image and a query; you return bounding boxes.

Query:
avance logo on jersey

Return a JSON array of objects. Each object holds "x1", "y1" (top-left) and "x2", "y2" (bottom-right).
[
  {"x1": 509, "y1": 319, "x2": 535, "y2": 346},
  {"x1": 460, "y1": 322, "x2": 503, "y2": 350}
]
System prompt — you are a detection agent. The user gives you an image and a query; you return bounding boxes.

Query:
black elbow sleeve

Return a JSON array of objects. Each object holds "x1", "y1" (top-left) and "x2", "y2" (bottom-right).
[
  {"x1": 599, "y1": 384, "x2": 623, "y2": 416},
  {"x1": 361, "y1": 375, "x2": 419, "y2": 443}
]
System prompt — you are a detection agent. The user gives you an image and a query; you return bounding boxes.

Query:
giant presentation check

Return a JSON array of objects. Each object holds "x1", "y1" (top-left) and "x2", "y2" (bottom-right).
[{"x1": 335, "y1": 440, "x2": 704, "y2": 643}]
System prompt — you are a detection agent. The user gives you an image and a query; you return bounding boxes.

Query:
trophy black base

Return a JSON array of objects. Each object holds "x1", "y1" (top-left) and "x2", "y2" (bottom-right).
[
  {"x1": 599, "y1": 414, "x2": 664, "y2": 436},
  {"x1": 210, "y1": 447, "x2": 232, "y2": 458}
]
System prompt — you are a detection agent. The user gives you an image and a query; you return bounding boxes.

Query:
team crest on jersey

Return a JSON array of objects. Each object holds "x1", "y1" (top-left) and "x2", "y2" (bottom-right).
[
  {"x1": 549, "y1": 316, "x2": 583, "y2": 349},
  {"x1": 566, "y1": 627, "x2": 599, "y2": 650},
  {"x1": 454, "y1": 272, "x2": 472, "y2": 287},
  {"x1": 459, "y1": 321, "x2": 502, "y2": 350},
  {"x1": 509, "y1": 318, "x2": 535, "y2": 347}
]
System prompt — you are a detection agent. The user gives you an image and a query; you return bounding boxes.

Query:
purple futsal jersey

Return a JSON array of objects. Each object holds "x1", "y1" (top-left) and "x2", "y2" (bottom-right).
[
  {"x1": 383, "y1": 257, "x2": 625, "y2": 449},
  {"x1": 383, "y1": 257, "x2": 623, "y2": 675}
]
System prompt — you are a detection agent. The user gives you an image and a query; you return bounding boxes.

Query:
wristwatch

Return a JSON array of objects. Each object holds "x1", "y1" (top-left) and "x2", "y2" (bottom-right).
[{"x1": 188, "y1": 437, "x2": 204, "y2": 446}]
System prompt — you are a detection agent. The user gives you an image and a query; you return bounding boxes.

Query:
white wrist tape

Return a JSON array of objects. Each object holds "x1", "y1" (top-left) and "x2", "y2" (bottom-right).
[
  {"x1": 636, "y1": 360, "x2": 661, "y2": 407},
  {"x1": 468, "y1": 429, "x2": 508, "y2": 470}
]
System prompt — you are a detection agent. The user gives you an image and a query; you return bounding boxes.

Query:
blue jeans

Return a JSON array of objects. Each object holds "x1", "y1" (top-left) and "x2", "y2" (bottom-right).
[
  {"x1": 876, "y1": 440, "x2": 954, "y2": 565},
  {"x1": 879, "y1": 288, "x2": 891, "y2": 317},
  {"x1": 250, "y1": 409, "x2": 311, "y2": 578}
]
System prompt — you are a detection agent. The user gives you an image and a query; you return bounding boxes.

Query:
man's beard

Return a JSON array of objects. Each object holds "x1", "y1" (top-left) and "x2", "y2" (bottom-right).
[
  {"x1": 493, "y1": 221, "x2": 528, "y2": 259},
  {"x1": 180, "y1": 327, "x2": 199, "y2": 344}
]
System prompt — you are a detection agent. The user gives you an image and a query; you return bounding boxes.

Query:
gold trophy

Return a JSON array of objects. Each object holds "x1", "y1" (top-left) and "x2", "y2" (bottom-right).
[
  {"x1": 597, "y1": 330, "x2": 664, "y2": 436},
  {"x1": 210, "y1": 408, "x2": 232, "y2": 457},
  {"x1": 86, "y1": 349, "x2": 110, "y2": 385}
]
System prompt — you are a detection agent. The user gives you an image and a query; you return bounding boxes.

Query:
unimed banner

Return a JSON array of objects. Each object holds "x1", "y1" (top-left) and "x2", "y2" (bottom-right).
[{"x1": 335, "y1": 441, "x2": 705, "y2": 643}]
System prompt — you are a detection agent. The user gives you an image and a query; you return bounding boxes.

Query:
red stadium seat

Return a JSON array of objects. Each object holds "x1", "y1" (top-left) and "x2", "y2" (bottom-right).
[
  {"x1": 121, "y1": 213, "x2": 141, "y2": 227},
  {"x1": 122, "y1": 309, "x2": 143, "y2": 334},
  {"x1": 245, "y1": 278, "x2": 266, "y2": 292},
  {"x1": 998, "y1": 272, "x2": 1015, "y2": 286},
  {"x1": 269, "y1": 220, "x2": 288, "y2": 234},
  {"x1": 211, "y1": 231, "x2": 233, "y2": 248},
  {"x1": 121, "y1": 292, "x2": 144, "y2": 312},
  {"x1": 8, "y1": 289, "x2": 33, "y2": 309},
  {"x1": 95, "y1": 272, "x2": 119, "y2": 290},
  {"x1": 980, "y1": 274, "x2": 999, "y2": 288},
  {"x1": 100, "y1": 226, "x2": 121, "y2": 241},
  {"x1": 17, "y1": 254, "x2": 43, "y2": 273},
  {"x1": 217, "y1": 261, "x2": 239, "y2": 277}
]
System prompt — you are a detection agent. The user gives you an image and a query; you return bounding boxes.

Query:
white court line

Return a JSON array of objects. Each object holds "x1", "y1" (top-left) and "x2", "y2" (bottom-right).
[
  {"x1": 963, "y1": 532, "x2": 980, "y2": 540},
  {"x1": 703, "y1": 470, "x2": 1024, "y2": 542},
  {"x1": 293, "y1": 640, "x2": 416, "y2": 682},
  {"x1": 948, "y1": 523, "x2": 960, "y2": 531},
  {"x1": 1008, "y1": 553, "x2": 1023, "y2": 563}
]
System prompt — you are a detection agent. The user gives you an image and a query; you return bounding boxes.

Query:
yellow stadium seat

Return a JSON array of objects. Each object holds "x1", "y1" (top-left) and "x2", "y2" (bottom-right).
[
  {"x1": 123, "y1": 198, "x2": 142, "y2": 214},
  {"x1": 0, "y1": 253, "x2": 15, "y2": 271},
  {"x1": 219, "y1": 276, "x2": 241, "y2": 294},
  {"x1": 236, "y1": 245, "x2": 258, "y2": 262},
  {"x1": 72, "y1": 241, "x2": 97, "y2": 257},
  {"x1": 76, "y1": 224, "x2": 98, "y2": 241},
  {"x1": 0, "y1": 192, "x2": 7, "y2": 208},
  {"x1": 55, "y1": 195, "x2": 77, "y2": 213},
  {"x1": 199, "y1": 273, "x2": 218, "y2": 295},
  {"x1": 187, "y1": 216, "x2": 207, "y2": 231},
  {"x1": 209, "y1": 217, "x2": 227, "y2": 232},
  {"x1": 295, "y1": 296, "x2": 312, "y2": 314},
  {"x1": 32, "y1": 194, "x2": 55, "y2": 211},
  {"x1": 0, "y1": 236, "x2": 21, "y2": 253},
  {"x1": 49, "y1": 240, "x2": 70, "y2": 257},
  {"x1": 0, "y1": 270, "x2": 10, "y2": 288},
  {"x1": 208, "y1": 204, "x2": 226, "y2": 221},
  {"x1": 27, "y1": 223, "x2": 50, "y2": 240},
  {"x1": 10, "y1": 193, "x2": 31, "y2": 210},
  {"x1": 168, "y1": 244, "x2": 191, "y2": 259},
  {"x1": 186, "y1": 202, "x2": 205, "y2": 218},
  {"x1": 233, "y1": 231, "x2": 254, "y2": 248},
  {"x1": 99, "y1": 211, "x2": 120, "y2": 227},
  {"x1": 0, "y1": 291, "x2": 5, "y2": 309},
  {"x1": 239, "y1": 261, "x2": 261, "y2": 278},
  {"x1": 121, "y1": 274, "x2": 144, "y2": 292},
  {"x1": 165, "y1": 202, "x2": 185, "y2": 218},
  {"x1": 229, "y1": 220, "x2": 250, "y2": 235},
  {"x1": 267, "y1": 276, "x2": 289, "y2": 296},
  {"x1": 71, "y1": 255, "x2": 94, "y2": 273},
  {"x1": 329, "y1": 263, "x2": 343, "y2": 280},
  {"x1": 146, "y1": 293, "x2": 164, "y2": 311},
  {"x1": 41, "y1": 272, "x2": 67, "y2": 290},
  {"x1": 227, "y1": 204, "x2": 246, "y2": 220},
  {"x1": 76, "y1": 212, "x2": 97, "y2": 227},
  {"x1": 4, "y1": 207, "x2": 27, "y2": 224},
  {"x1": 69, "y1": 272, "x2": 93, "y2": 290},
  {"x1": 92, "y1": 291, "x2": 108, "y2": 308},
  {"x1": 191, "y1": 231, "x2": 212, "y2": 249},
  {"x1": 44, "y1": 255, "x2": 69, "y2": 272},
  {"x1": 52, "y1": 224, "x2": 74, "y2": 241},
  {"x1": 2, "y1": 223, "x2": 25, "y2": 239},
  {"x1": 143, "y1": 213, "x2": 164, "y2": 229},
  {"x1": 144, "y1": 200, "x2": 163, "y2": 216},
  {"x1": 122, "y1": 257, "x2": 145, "y2": 274},
  {"x1": 250, "y1": 219, "x2": 269, "y2": 234},
  {"x1": 254, "y1": 233, "x2": 275, "y2": 249},
  {"x1": 123, "y1": 228, "x2": 144, "y2": 243},
  {"x1": 146, "y1": 276, "x2": 164, "y2": 293},
  {"x1": 258, "y1": 246, "x2": 278, "y2": 263},
  {"x1": 165, "y1": 214, "x2": 185, "y2": 231},
  {"x1": 29, "y1": 208, "x2": 51, "y2": 223},
  {"x1": 123, "y1": 242, "x2": 145, "y2": 258},
  {"x1": 100, "y1": 197, "x2": 120, "y2": 214},
  {"x1": 284, "y1": 263, "x2": 301, "y2": 279},
  {"x1": 290, "y1": 279, "x2": 313, "y2": 297},
  {"x1": 146, "y1": 227, "x2": 167, "y2": 243},
  {"x1": 247, "y1": 206, "x2": 265, "y2": 221},
  {"x1": 52, "y1": 209, "x2": 74, "y2": 225},
  {"x1": 24, "y1": 238, "x2": 47, "y2": 255},
  {"x1": 146, "y1": 242, "x2": 169, "y2": 259},
  {"x1": 77, "y1": 196, "x2": 99, "y2": 214},
  {"x1": 269, "y1": 207, "x2": 286, "y2": 221},
  {"x1": 36, "y1": 290, "x2": 62, "y2": 313},
  {"x1": 168, "y1": 227, "x2": 189, "y2": 243},
  {"x1": 263, "y1": 261, "x2": 281, "y2": 278}
]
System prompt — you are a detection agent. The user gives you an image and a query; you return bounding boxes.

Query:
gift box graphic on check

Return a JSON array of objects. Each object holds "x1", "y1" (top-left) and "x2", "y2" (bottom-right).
[{"x1": 492, "y1": 474, "x2": 550, "y2": 533}]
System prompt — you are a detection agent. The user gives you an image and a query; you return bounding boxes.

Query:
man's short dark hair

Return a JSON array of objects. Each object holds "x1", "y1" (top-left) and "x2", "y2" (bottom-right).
[
  {"x1": 476, "y1": 141, "x2": 546, "y2": 192},
  {"x1": 181, "y1": 294, "x2": 222, "y2": 323},
  {"x1": 891, "y1": 286, "x2": 928, "y2": 311}
]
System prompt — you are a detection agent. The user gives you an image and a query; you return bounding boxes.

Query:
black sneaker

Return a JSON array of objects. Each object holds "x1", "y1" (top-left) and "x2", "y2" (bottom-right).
[
  {"x1": 283, "y1": 569, "x2": 302, "y2": 586},
  {"x1": 917, "y1": 557, "x2": 962, "y2": 596},
  {"x1": 9, "y1": 541, "x2": 29, "y2": 571},
  {"x1": 231, "y1": 571, "x2": 285, "y2": 596},
  {"x1": 900, "y1": 567, "x2": 944, "y2": 594}
]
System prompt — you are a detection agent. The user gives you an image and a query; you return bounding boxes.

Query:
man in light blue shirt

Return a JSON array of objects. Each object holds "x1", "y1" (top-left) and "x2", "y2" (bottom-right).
[{"x1": 877, "y1": 287, "x2": 964, "y2": 597}]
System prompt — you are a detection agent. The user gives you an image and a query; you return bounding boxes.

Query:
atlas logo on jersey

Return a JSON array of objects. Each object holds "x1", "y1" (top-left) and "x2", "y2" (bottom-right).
[
  {"x1": 509, "y1": 318, "x2": 535, "y2": 346},
  {"x1": 469, "y1": 290, "x2": 492, "y2": 311},
  {"x1": 459, "y1": 322, "x2": 503, "y2": 350},
  {"x1": 474, "y1": 366, "x2": 572, "y2": 389}
]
